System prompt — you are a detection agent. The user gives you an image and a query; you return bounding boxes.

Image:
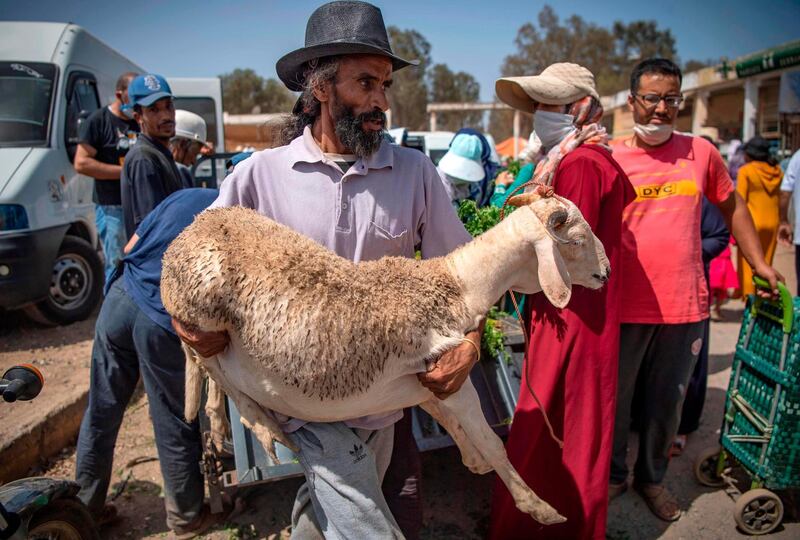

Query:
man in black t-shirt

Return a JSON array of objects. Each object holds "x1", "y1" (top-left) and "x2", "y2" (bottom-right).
[{"x1": 75, "y1": 72, "x2": 139, "y2": 285}]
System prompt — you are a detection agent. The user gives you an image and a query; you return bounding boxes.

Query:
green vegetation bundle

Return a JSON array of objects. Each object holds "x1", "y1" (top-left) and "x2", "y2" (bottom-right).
[{"x1": 457, "y1": 200, "x2": 512, "y2": 362}]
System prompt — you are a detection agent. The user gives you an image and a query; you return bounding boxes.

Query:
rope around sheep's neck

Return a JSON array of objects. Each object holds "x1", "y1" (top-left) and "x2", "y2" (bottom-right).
[{"x1": 500, "y1": 181, "x2": 564, "y2": 449}]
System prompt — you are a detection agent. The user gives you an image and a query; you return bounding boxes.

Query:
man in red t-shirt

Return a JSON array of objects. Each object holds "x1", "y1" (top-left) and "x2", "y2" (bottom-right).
[{"x1": 610, "y1": 58, "x2": 781, "y2": 522}]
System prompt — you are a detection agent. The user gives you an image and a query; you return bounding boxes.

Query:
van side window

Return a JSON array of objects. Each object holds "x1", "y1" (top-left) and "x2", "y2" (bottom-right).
[
  {"x1": 64, "y1": 73, "x2": 99, "y2": 162},
  {"x1": 172, "y1": 97, "x2": 217, "y2": 147}
]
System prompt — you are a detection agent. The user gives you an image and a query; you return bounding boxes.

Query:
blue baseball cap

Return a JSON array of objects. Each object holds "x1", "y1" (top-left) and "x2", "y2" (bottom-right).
[{"x1": 128, "y1": 74, "x2": 173, "y2": 107}]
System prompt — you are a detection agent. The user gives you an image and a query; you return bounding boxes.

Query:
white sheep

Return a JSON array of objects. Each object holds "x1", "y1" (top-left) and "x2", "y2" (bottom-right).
[{"x1": 161, "y1": 188, "x2": 610, "y2": 526}]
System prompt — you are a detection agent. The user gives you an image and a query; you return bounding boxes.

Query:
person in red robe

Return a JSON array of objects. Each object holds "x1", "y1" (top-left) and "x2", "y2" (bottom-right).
[{"x1": 490, "y1": 63, "x2": 636, "y2": 539}]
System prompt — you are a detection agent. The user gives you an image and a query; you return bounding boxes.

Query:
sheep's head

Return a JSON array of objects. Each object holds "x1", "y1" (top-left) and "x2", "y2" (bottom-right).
[{"x1": 505, "y1": 186, "x2": 610, "y2": 308}]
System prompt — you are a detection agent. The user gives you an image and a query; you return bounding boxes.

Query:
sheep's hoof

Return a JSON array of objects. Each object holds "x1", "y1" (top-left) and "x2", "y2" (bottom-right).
[
  {"x1": 267, "y1": 443, "x2": 282, "y2": 465},
  {"x1": 518, "y1": 499, "x2": 567, "y2": 525}
]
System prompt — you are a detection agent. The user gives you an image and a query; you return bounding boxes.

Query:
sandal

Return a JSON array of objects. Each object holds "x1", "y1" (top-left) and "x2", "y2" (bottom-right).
[
  {"x1": 670, "y1": 434, "x2": 687, "y2": 457},
  {"x1": 634, "y1": 482, "x2": 681, "y2": 521},
  {"x1": 608, "y1": 480, "x2": 628, "y2": 501},
  {"x1": 169, "y1": 503, "x2": 227, "y2": 540}
]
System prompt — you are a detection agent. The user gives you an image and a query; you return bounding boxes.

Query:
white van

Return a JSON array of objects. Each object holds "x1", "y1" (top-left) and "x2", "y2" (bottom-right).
[
  {"x1": 0, "y1": 22, "x2": 224, "y2": 324},
  {"x1": 392, "y1": 129, "x2": 501, "y2": 168}
]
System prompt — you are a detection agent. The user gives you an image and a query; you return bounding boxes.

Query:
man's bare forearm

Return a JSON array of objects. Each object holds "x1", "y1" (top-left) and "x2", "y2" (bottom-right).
[
  {"x1": 780, "y1": 191, "x2": 791, "y2": 224},
  {"x1": 75, "y1": 155, "x2": 122, "y2": 180}
]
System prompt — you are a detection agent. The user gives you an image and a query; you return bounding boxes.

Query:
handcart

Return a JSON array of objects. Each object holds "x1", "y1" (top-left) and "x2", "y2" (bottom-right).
[
  {"x1": 199, "y1": 317, "x2": 527, "y2": 513},
  {"x1": 694, "y1": 278, "x2": 800, "y2": 535}
]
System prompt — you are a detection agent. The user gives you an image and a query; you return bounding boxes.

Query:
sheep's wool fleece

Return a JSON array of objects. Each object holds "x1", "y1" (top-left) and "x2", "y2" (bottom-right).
[{"x1": 161, "y1": 206, "x2": 470, "y2": 401}]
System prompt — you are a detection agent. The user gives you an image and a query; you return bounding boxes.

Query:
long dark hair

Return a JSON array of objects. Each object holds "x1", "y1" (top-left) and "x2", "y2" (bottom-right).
[{"x1": 278, "y1": 57, "x2": 340, "y2": 146}]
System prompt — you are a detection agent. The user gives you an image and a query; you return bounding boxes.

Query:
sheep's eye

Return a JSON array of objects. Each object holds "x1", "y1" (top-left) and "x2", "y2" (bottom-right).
[{"x1": 554, "y1": 218, "x2": 570, "y2": 229}]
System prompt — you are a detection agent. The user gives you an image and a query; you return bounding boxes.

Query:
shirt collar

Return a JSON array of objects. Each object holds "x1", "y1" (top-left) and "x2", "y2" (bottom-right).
[
  {"x1": 289, "y1": 126, "x2": 393, "y2": 175},
  {"x1": 140, "y1": 134, "x2": 172, "y2": 158}
]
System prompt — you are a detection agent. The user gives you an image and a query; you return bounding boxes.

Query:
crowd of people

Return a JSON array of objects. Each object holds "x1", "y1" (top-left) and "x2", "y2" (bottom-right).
[{"x1": 66, "y1": 1, "x2": 799, "y2": 539}]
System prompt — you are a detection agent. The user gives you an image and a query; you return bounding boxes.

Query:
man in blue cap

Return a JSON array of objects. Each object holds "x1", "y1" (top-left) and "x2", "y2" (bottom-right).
[{"x1": 121, "y1": 74, "x2": 185, "y2": 238}]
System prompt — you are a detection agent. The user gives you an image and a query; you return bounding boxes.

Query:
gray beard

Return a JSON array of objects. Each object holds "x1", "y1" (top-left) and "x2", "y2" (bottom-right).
[{"x1": 332, "y1": 102, "x2": 385, "y2": 159}]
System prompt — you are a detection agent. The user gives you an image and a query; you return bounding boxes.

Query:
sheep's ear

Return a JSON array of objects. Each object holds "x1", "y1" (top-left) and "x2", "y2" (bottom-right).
[{"x1": 533, "y1": 237, "x2": 572, "y2": 308}]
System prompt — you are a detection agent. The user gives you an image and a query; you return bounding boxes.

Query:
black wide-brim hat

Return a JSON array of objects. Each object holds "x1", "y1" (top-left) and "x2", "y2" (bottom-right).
[{"x1": 276, "y1": 1, "x2": 418, "y2": 92}]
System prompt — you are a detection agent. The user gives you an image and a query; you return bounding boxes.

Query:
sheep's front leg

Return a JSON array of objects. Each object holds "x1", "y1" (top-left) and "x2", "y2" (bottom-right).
[
  {"x1": 202, "y1": 357, "x2": 299, "y2": 462},
  {"x1": 437, "y1": 379, "x2": 566, "y2": 525},
  {"x1": 420, "y1": 398, "x2": 492, "y2": 474}
]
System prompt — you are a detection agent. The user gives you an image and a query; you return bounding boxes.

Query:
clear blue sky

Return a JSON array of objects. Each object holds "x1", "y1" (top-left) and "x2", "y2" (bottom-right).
[{"x1": 2, "y1": 0, "x2": 799, "y2": 100}]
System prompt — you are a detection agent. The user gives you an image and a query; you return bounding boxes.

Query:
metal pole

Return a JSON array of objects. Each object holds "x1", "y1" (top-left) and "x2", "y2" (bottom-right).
[{"x1": 513, "y1": 110, "x2": 520, "y2": 159}]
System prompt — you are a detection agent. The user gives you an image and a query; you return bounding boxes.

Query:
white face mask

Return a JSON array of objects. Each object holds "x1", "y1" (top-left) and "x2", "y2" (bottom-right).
[
  {"x1": 444, "y1": 173, "x2": 475, "y2": 202},
  {"x1": 633, "y1": 123, "x2": 674, "y2": 146},
  {"x1": 533, "y1": 110, "x2": 576, "y2": 149}
]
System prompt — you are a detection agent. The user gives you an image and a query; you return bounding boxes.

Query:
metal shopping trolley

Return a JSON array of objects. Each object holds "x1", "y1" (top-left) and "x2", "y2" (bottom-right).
[{"x1": 694, "y1": 278, "x2": 800, "y2": 535}]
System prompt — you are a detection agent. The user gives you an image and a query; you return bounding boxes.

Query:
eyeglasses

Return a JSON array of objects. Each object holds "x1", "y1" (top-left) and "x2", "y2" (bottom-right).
[{"x1": 634, "y1": 94, "x2": 684, "y2": 109}]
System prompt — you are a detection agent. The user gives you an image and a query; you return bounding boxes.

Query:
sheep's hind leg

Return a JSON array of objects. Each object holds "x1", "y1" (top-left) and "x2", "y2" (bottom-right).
[
  {"x1": 205, "y1": 377, "x2": 230, "y2": 453},
  {"x1": 437, "y1": 379, "x2": 566, "y2": 526},
  {"x1": 419, "y1": 398, "x2": 492, "y2": 474},
  {"x1": 201, "y1": 357, "x2": 299, "y2": 462}
]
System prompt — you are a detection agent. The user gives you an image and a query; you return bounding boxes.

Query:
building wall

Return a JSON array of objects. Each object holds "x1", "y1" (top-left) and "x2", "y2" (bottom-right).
[
  {"x1": 758, "y1": 77, "x2": 781, "y2": 137},
  {"x1": 676, "y1": 99, "x2": 694, "y2": 133},
  {"x1": 706, "y1": 88, "x2": 744, "y2": 140},
  {"x1": 612, "y1": 107, "x2": 634, "y2": 139}
]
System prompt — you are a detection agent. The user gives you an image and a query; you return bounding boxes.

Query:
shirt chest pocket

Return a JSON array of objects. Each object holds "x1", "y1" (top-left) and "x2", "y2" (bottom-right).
[{"x1": 369, "y1": 219, "x2": 410, "y2": 257}]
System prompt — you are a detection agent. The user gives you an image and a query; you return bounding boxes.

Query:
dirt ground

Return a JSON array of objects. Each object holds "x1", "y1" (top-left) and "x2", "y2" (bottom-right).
[{"x1": 2, "y1": 245, "x2": 799, "y2": 539}]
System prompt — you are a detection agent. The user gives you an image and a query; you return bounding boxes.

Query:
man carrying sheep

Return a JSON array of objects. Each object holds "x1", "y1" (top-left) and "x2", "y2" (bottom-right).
[{"x1": 172, "y1": 2, "x2": 478, "y2": 538}]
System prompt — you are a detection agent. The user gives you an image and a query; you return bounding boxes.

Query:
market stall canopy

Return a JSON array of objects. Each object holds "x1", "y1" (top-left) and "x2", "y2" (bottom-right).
[{"x1": 495, "y1": 136, "x2": 528, "y2": 158}]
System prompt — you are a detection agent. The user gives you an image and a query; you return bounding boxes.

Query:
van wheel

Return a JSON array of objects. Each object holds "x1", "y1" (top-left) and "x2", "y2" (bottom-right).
[{"x1": 23, "y1": 235, "x2": 103, "y2": 326}]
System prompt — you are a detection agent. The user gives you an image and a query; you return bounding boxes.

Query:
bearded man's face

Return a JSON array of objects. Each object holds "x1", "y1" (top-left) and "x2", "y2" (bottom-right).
[{"x1": 328, "y1": 55, "x2": 393, "y2": 157}]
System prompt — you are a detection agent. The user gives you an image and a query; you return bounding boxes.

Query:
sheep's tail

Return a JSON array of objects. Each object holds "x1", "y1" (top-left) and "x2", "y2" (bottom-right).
[{"x1": 183, "y1": 343, "x2": 204, "y2": 423}]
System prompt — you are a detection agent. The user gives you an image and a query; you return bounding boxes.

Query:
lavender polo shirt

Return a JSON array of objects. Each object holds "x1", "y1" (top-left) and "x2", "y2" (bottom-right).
[{"x1": 211, "y1": 126, "x2": 472, "y2": 431}]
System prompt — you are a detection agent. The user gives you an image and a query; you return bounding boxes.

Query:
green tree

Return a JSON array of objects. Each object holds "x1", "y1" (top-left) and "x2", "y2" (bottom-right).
[
  {"x1": 684, "y1": 59, "x2": 711, "y2": 73},
  {"x1": 607, "y1": 20, "x2": 677, "y2": 92},
  {"x1": 220, "y1": 68, "x2": 295, "y2": 114},
  {"x1": 488, "y1": 107, "x2": 532, "y2": 147},
  {"x1": 427, "y1": 63, "x2": 482, "y2": 131},
  {"x1": 258, "y1": 78, "x2": 296, "y2": 113},
  {"x1": 387, "y1": 26, "x2": 431, "y2": 130}
]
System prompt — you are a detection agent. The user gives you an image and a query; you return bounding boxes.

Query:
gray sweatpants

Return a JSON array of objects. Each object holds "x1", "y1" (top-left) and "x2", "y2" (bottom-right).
[
  {"x1": 288, "y1": 421, "x2": 404, "y2": 540},
  {"x1": 611, "y1": 321, "x2": 705, "y2": 485}
]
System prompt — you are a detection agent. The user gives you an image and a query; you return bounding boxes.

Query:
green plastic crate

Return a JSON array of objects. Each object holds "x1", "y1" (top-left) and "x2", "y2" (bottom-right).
[{"x1": 721, "y1": 281, "x2": 800, "y2": 489}]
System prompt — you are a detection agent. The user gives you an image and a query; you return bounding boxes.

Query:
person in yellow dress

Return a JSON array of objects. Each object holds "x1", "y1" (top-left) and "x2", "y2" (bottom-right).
[{"x1": 736, "y1": 136, "x2": 784, "y2": 297}]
